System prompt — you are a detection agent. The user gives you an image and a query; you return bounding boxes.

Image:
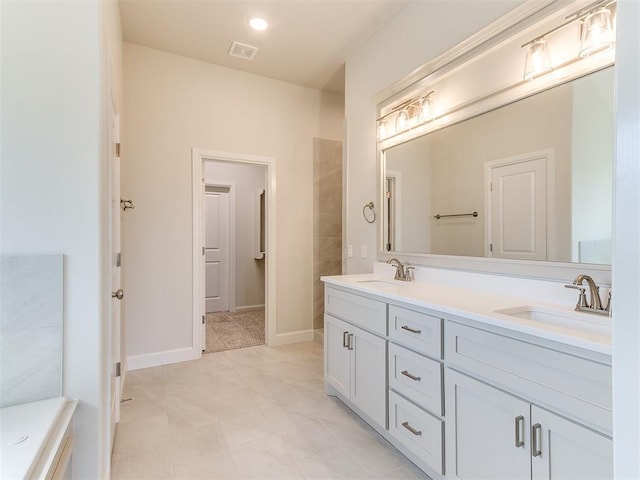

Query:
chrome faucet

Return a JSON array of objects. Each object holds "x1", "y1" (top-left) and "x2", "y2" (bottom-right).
[
  {"x1": 387, "y1": 258, "x2": 413, "y2": 281},
  {"x1": 565, "y1": 274, "x2": 611, "y2": 316}
]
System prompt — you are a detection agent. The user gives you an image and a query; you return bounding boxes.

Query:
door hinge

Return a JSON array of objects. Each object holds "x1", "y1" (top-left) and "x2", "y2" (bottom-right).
[
  {"x1": 115, "y1": 252, "x2": 121, "y2": 267},
  {"x1": 202, "y1": 315, "x2": 205, "y2": 325},
  {"x1": 202, "y1": 246, "x2": 205, "y2": 255},
  {"x1": 115, "y1": 142, "x2": 121, "y2": 157},
  {"x1": 115, "y1": 362, "x2": 121, "y2": 378},
  {"x1": 489, "y1": 182, "x2": 493, "y2": 192},
  {"x1": 490, "y1": 243, "x2": 493, "y2": 252}
]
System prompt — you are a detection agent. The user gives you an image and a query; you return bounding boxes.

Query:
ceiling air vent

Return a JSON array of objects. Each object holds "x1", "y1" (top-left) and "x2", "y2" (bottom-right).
[{"x1": 228, "y1": 41, "x2": 259, "y2": 61}]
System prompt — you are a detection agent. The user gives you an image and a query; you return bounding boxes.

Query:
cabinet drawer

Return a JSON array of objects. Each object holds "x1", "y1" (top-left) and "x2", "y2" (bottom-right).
[
  {"x1": 389, "y1": 390, "x2": 444, "y2": 475},
  {"x1": 325, "y1": 286, "x2": 387, "y2": 336},
  {"x1": 389, "y1": 305, "x2": 442, "y2": 358},
  {"x1": 446, "y1": 321, "x2": 612, "y2": 433},
  {"x1": 389, "y1": 343, "x2": 443, "y2": 415}
]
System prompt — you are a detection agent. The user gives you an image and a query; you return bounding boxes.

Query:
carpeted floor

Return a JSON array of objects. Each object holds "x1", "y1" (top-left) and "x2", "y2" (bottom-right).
[{"x1": 204, "y1": 308, "x2": 265, "y2": 354}]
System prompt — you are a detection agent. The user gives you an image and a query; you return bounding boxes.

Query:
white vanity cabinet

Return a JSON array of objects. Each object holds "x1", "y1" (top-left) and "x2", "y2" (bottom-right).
[
  {"x1": 324, "y1": 287, "x2": 388, "y2": 429},
  {"x1": 445, "y1": 321, "x2": 613, "y2": 480},
  {"x1": 387, "y1": 304, "x2": 445, "y2": 476}
]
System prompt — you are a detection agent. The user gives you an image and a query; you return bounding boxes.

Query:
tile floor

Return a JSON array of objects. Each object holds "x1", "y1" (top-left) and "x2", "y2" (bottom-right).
[{"x1": 111, "y1": 341, "x2": 431, "y2": 480}]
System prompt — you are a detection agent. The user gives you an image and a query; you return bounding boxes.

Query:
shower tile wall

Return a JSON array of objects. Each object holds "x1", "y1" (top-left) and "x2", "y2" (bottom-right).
[
  {"x1": 313, "y1": 138, "x2": 343, "y2": 331},
  {"x1": 0, "y1": 255, "x2": 63, "y2": 407}
]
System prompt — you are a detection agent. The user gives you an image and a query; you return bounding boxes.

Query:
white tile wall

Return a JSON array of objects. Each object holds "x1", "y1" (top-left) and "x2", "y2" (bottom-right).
[{"x1": 0, "y1": 255, "x2": 63, "y2": 407}]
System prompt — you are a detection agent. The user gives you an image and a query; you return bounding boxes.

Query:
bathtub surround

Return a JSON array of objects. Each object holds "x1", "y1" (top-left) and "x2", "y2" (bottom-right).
[
  {"x1": 313, "y1": 138, "x2": 344, "y2": 334},
  {"x1": 0, "y1": 255, "x2": 63, "y2": 407}
]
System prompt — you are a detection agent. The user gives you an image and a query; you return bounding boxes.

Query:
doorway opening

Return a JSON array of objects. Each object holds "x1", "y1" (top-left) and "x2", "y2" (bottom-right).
[{"x1": 192, "y1": 149, "x2": 275, "y2": 356}]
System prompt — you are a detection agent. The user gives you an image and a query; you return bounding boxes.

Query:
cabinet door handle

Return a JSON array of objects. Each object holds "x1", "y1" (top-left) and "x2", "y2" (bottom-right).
[
  {"x1": 514, "y1": 415, "x2": 525, "y2": 448},
  {"x1": 401, "y1": 370, "x2": 421, "y2": 382},
  {"x1": 343, "y1": 331, "x2": 349, "y2": 348},
  {"x1": 531, "y1": 423, "x2": 542, "y2": 457},
  {"x1": 401, "y1": 325, "x2": 422, "y2": 334},
  {"x1": 401, "y1": 421, "x2": 422, "y2": 436},
  {"x1": 347, "y1": 333, "x2": 354, "y2": 350}
]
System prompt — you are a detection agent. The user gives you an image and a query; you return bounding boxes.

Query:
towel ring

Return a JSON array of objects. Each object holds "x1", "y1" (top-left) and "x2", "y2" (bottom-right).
[{"x1": 363, "y1": 201, "x2": 376, "y2": 224}]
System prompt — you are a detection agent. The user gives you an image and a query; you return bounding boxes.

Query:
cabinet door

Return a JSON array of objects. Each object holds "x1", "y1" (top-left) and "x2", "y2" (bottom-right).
[
  {"x1": 351, "y1": 324, "x2": 387, "y2": 428},
  {"x1": 531, "y1": 406, "x2": 613, "y2": 480},
  {"x1": 446, "y1": 369, "x2": 531, "y2": 480},
  {"x1": 324, "y1": 314, "x2": 351, "y2": 398}
]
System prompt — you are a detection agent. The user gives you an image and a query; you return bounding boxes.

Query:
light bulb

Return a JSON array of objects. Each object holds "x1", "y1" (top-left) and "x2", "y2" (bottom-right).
[
  {"x1": 396, "y1": 108, "x2": 409, "y2": 132},
  {"x1": 523, "y1": 38, "x2": 553, "y2": 81},
  {"x1": 579, "y1": 7, "x2": 615, "y2": 57},
  {"x1": 417, "y1": 95, "x2": 433, "y2": 123}
]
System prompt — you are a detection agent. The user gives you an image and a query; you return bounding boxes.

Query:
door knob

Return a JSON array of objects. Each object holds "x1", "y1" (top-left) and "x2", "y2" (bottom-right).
[{"x1": 112, "y1": 289, "x2": 124, "y2": 300}]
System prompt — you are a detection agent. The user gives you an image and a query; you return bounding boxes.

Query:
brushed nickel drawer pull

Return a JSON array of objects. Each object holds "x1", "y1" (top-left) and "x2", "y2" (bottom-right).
[
  {"x1": 347, "y1": 333, "x2": 354, "y2": 350},
  {"x1": 401, "y1": 421, "x2": 422, "y2": 436},
  {"x1": 343, "y1": 331, "x2": 349, "y2": 348},
  {"x1": 401, "y1": 370, "x2": 421, "y2": 381},
  {"x1": 401, "y1": 325, "x2": 422, "y2": 334},
  {"x1": 514, "y1": 415, "x2": 525, "y2": 448},
  {"x1": 531, "y1": 423, "x2": 542, "y2": 457}
]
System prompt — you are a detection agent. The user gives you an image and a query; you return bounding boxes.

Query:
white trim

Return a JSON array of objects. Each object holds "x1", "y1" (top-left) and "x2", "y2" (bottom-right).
[
  {"x1": 127, "y1": 347, "x2": 198, "y2": 371},
  {"x1": 204, "y1": 180, "x2": 237, "y2": 313},
  {"x1": 236, "y1": 304, "x2": 265, "y2": 312},
  {"x1": 268, "y1": 329, "x2": 314, "y2": 347},
  {"x1": 193, "y1": 148, "x2": 276, "y2": 355}
]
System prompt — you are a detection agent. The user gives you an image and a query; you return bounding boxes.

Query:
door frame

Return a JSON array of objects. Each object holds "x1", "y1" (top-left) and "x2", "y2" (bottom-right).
[
  {"x1": 192, "y1": 149, "x2": 275, "y2": 357},
  {"x1": 483, "y1": 148, "x2": 556, "y2": 260}
]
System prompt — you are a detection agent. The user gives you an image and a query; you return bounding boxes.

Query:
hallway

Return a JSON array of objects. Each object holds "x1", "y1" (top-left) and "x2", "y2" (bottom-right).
[{"x1": 111, "y1": 342, "x2": 429, "y2": 479}]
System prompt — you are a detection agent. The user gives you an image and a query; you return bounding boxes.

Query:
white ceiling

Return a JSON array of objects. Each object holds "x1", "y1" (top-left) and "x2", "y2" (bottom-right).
[{"x1": 119, "y1": 0, "x2": 410, "y2": 95}]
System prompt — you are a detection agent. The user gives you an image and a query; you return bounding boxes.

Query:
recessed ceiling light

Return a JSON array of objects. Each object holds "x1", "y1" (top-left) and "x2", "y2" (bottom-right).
[{"x1": 249, "y1": 17, "x2": 268, "y2": 31}]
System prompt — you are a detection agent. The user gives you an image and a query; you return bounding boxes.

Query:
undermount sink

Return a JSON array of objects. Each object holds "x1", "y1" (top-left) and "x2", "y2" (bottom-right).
[{"x1": 494, "y1": 305, "x2": 611, "y2": 336}]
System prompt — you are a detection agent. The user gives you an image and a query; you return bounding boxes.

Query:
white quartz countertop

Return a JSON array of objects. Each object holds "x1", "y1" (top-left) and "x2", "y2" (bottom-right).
[
  {"x1": 322, "y1": 274, "x2": 612, "y2": 355},
  {"x1": 0, "y1": 397, "x2": 67, "y2": 480}
]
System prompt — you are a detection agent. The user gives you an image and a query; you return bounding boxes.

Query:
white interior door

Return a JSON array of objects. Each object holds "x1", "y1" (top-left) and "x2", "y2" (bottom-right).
[
  {"x1": 109, "y1": 101, "x2": 122, "y2": 450},
  {"x1": 489, "y1": 156, "x2": 547, "y2": 260},
  {"x1": 205, "y1": 187, "x2": 230, "y2": 313}
]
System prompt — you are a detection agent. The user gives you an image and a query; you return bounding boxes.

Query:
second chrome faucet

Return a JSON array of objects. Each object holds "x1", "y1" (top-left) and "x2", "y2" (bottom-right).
[
  {"x1": 565, "y1": 274, "x2": 611, "y2": 316},
  {"x1": 387, "y1": 258, "x2": 414, "y2": 282}
]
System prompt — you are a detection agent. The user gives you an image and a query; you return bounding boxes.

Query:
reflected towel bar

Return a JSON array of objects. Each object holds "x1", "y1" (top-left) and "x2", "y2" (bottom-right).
[{"x1": 433, "y1": 211, "x2": 478, "y2": 219}]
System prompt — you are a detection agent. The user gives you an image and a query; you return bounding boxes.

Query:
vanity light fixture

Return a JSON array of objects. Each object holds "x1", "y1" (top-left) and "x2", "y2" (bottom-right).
[
  {"x1": 521, "y1": 1, "x2": 616, "y2": 81},
  {"x1": 395, "y1": 108, "x2": 409, "y2": 133},
  {"x1": 523, "y1": 38, "x2": 553, "y2": 81},
  {"x1": 579, "y1": 7, "x2": 615, "y2": 57},
  {"x1": 377, "y1": 91, "x2": 436, "y2": 141},
  {"x1": 377, "y1": 118, "x2": 388, "y2": 141},
  {"x1": 417, "y1": 92, "x2": 434, "y2": 124}
]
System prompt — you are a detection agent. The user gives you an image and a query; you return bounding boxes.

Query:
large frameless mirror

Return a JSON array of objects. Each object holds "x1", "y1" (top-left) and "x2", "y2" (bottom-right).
[{"x1": 382, "y1": 66, "x2": 614, "y2": 265}]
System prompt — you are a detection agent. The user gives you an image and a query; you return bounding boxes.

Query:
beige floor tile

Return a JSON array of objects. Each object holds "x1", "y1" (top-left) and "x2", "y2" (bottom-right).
[
  {"x1": 111, "y1": 413, "x2": 174, "y2": 479},
  {"x1": 112, "y1": 341, "x2": 424, "y2": 480}
]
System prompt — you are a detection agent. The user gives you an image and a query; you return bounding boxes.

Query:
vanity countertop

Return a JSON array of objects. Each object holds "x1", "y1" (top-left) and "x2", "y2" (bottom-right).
[
  {"x1": 322, "y1": 274, "x2": 611, "y2": 355},
  {"x1": 0, "y1": 397, "x2": 71, "y2": 479}
]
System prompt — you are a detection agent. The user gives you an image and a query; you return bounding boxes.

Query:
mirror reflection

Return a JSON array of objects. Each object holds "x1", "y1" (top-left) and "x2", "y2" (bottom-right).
[{"x1": 383, "y1": 67, "x2": 614, "y2": 265}]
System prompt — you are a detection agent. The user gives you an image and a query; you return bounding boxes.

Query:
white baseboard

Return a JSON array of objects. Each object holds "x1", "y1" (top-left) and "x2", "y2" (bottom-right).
[
  {"x1": 126, "y1": 347, "x2": 199, "y2": 371},
  {"x1": 235, "y1": 304, "x2": 265, "y2": 312},
  {"x1": 268, "y1": 329, "x2": 314, "y2": 346}
]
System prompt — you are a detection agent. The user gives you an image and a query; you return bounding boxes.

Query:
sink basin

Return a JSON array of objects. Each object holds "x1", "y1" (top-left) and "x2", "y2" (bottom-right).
[{"x1": 494, "y1": 305, "x2": 611, "y2": 336}]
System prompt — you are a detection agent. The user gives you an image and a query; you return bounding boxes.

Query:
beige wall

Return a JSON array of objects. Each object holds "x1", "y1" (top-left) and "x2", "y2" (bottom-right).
[
  {"x1": 385, "y1": 135, "x2": 432, "y2": 253},
  {"x1": 429, "y1": 82, "x2": 573, "y2": 260},
  {"x1": 122, "y1": 44, "x2": 343, "y2": 360}
]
